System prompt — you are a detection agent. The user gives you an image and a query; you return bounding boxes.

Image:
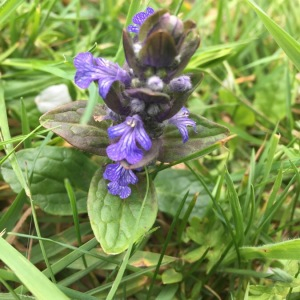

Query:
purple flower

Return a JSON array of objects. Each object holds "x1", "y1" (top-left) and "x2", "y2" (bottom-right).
[
  {"x1": 74, "y1": 52, "x2": 131, "y2": 99},
  {"x1": 103, "y1": 162, "x2": 138, "y2": 199},
  {"x1": 106, "y1": 115, "x2": 152, "y2": 164},
  {"x1": 127, "y1": 7, "x2": 155, "y2": 33},
  {"x1": 168, "y1": 107, "x2": 196, "y2": 143}
]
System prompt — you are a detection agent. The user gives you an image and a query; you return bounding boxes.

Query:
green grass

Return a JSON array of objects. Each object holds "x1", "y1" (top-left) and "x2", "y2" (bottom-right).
[{"x1": 0, "y1": 0, "x2": 300, "y2": 299}]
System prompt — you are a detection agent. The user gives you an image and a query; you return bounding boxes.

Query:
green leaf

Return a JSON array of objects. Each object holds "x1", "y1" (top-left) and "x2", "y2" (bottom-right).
[
  {"x1": 162, "y1": 269, "x2": 183, "y2": 284},
  {"x1": 155, "y1": 168, "x2": 211, "y2": 219},
  {"x1": 0, "y1": 236, "x2": 69, "y2": 300},
  {"x1": 240, "y1": 239, "x2": 300, "y2": 260},
  {"x1": 40, "y1": 101, "x2": 110, "y2": 156},
  {"x1": 87, "y1": 169, "x2": 157, "y2": 254},
  {"x1": 159, "y1": 114, "x2": 229, "y2": 162},
  {"x1": 1, "y1": 146, "x2": 97, "y2": 215},
  {"x1": 254, "y1": 68, "x2": 287, "y2": 122},
  {"x1": 246, "y1": 0, "x2": 300, "y2": 71}
]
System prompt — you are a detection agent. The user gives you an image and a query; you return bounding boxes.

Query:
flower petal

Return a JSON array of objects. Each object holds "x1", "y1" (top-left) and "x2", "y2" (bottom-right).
[
  {"x1": 133, "y1": 12, "x2": 148, "y2": 26},
  {"x1": 106, "y1": 115, "x2": 152, "y2": 164},
  {"x1": 74, "y1": 52, "x2": 130, "y2": 98},
  {"x1": 135, "y1": 122, "x2": 152, "y2": 151},
  {"x1": 107, "y1": 122, "x2": 130, "y2": 140},
  {"x1": 127, "y1": 7, "x2": 155, "y2": 33},
  {"x1": 168, "y1": 107, "x2": 196, "y2": 143},
  {"x1": 104, "y1": 163, "x2": 138, "y2": 199}
]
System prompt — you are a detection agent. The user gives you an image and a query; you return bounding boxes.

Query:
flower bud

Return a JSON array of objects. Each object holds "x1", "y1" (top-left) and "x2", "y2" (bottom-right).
[
  {"x1": 131, "y1": 98, "x2": 145, "y2": 113},
  {"x1": 147, "y1": 104, "x2": 160, "y2": 116},
  {"x1": 169, "y1": 76, "x2": 192, "y2": 92},
  {"x1": 147, "y1": 76, "x2": 164, "y2": 91},
  {"x1": 157, "y1": 13, "x2": 184, "y2": 41}
]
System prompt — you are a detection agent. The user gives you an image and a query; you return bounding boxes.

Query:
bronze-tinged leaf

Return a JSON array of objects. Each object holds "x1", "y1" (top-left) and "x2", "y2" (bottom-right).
[
  {"x1": 104, "y1": 82, "x2": 129, "y2": 116},
  {"x1": 139, "y1": 30, "x2": 177, "y2": 68},
  {"x1": 158, "y1": 114, "x2": 229, "y2": 162},
  {"x1": 122, "y1": 30, "x2": 143, "y2": 78},
  {"x1": 158, "y1": 73, "x2": 203, "y2": 121},
  {"x1": 138, "y1": 9, "x2": 168, "y2": 42},
  {"x1": 125, "y1": 88, "x2": 170, "y2": 104},
  {"x1": 183, "y1": 20, "x2": 197, "y2": 31},
  {"x1": 169, "y1": 28, "x2": 201, "y2": 78},
  {"x1": 40, "y1": 100, "x2": 110, "y2": 156}
]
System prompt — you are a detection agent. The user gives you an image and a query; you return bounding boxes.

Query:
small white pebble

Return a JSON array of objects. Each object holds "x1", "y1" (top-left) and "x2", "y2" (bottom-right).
[{"x1": 35, "y1": 84, "x2": 72, "y2": 113}]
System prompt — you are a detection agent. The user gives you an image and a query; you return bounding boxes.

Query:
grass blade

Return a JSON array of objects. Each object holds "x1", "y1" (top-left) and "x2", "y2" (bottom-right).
[
  {"x1": 0, "y1": 235, "x2": 69, "y2": 300},
  {"x1": 0, "y1": 0, "x2": 24, "y2": 29},
  {"x1": 246, "y1": 0, "x2": 300, "y2": 70},
  {"x1": 225, "y1": 170, "x2": 244, "y2": 245}
]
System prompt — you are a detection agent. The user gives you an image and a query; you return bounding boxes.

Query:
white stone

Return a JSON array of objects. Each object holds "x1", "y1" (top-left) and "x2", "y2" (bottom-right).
[{"x1": 35, "y1": 84, "x2": 72, "y2": 113}]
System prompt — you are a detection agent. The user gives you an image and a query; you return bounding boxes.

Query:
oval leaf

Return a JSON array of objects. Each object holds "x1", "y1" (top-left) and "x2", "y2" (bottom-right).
[
  {"x1": 1, "y1": 146, "x2": 98, "y2": 215},
  {"x1": 155, "y1": 168, "x2": 211, "y2": 219},
  {"x1": 40, "y1": 100, "x2": 110, "y2": 156},
  {"x1": 88, "y1": 169, "x2": 157, "y2": 254},
  {"x1": 159, "y1": 114, "x2": 229, "y2": 162}
]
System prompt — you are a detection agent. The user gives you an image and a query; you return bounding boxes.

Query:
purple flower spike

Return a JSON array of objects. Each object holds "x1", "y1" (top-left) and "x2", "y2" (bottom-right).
[
  {"x1": 74, "y1": 52, "x2": 131, "y2": 99},
  {"x1": 103, "y1": 162, "x2": 138, "y2": 199},
  {"x1": 128, "y1": 7, "x2": 155, "y2": 33},
  {"x1": 106, "y1": 115, "x2": 152, "y2": 164},
  {"x1": 168, "y1": 107, "x2": 197, "y2": 143}
]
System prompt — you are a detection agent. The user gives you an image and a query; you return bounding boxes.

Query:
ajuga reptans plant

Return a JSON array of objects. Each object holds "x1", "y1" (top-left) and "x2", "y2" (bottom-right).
[
  {"x1": 72, "y1": 8, "x2": 202, "y2": 198},
  {"x1": 40, "y1": 7, "x2": 228, "y2": 199},
  {"x1": 39, "y1": 6, "x2": 229, "y2": 254}
]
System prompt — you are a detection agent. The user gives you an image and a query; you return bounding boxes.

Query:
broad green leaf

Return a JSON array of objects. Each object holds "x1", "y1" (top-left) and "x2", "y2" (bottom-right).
[
  {"x1": 1, "y1": 146, "x2": 97, "y2": 215},
  {"x1": 159, "y1": 114, "x2": 229, "y2": 162},
  {"x1": 156, "y1": 285, "x2": 179, "y2": 300},
  {"x1": 0, "y1": 236, "x2": 69, "y2": 300},
  {"x1": 162, "y1": 269, "x2": 183, "y2": 284},
  {"x1": 155, "y1": 168, "x2": 211, "y2": 219},
  {"x1": 40, "y1": 101, "x2": 110, "y2": 156},
  {"x1": 182, "y1": 246, "x2": 209, "y2": 263},
  {"x1": 254, "y1": 68, "x2": 287, "y2": 122},
  {"x1": 88, "y1": 169, "x2": 157, "y2": 254},
  {"x1": 246, "y1": 0, "x2": 300, "y2": 71},
  {"x1": 240, "y1": 239, "x2": 300, "y2": 260}
]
